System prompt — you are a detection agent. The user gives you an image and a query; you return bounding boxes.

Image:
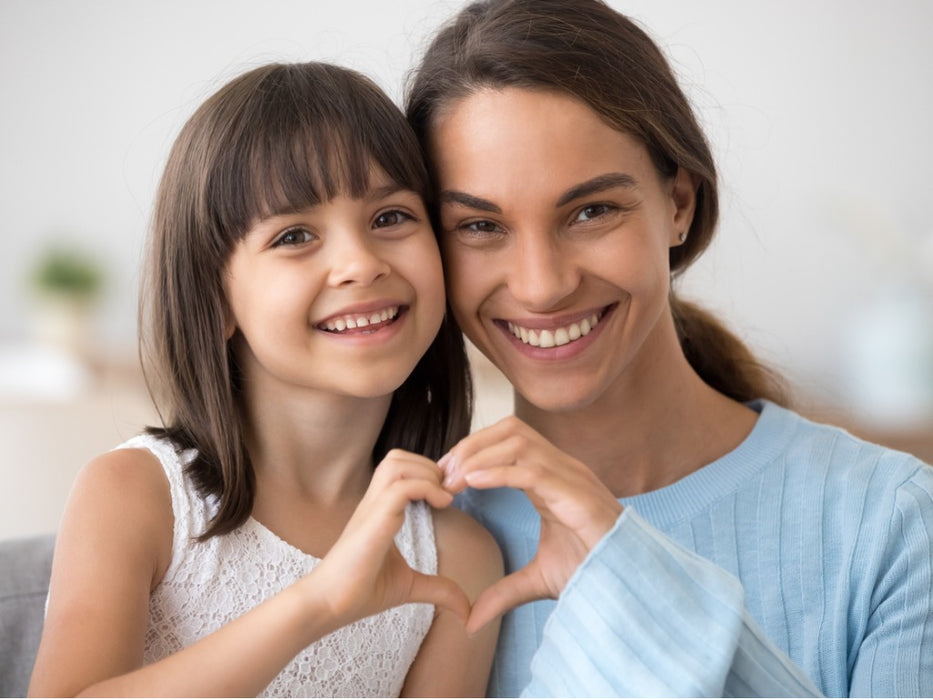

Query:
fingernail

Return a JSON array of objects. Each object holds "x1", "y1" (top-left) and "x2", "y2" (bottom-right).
[
  {"x1": 463, "y1": 469, "x2": 487, "y2": 486},
  {"x1": 440, "y1": 455, "x2": 459, "y2": 488}
]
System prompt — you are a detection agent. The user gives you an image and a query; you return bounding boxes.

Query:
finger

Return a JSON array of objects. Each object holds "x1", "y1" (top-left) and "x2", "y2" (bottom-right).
[
  {"x1": 466, "y1": 465, "x2": 623, "y2": 548},
  {"x1": 408, "y1": 571, "x2": 471, "y2": 623},
  {"x1": 463, "y1": 462, "x2": 544, "y2": 493},
  {"x1": 440, "y1": 416, "x2": 536, "y2": 483},
  {"x1": 346, "y1": 477, "x2": 453, "y2": 550},
  {"x1": 371, "y1": 477, "x2": 453, "y2": 519},
  {"x1": 442, "y1": 434, "x2": 531, "y2": 491},
  {"x1": 372, "y1": 450, "x2": 444, "y2": 488},
  {"x1": 466, "y1": 564, "x2": 548, "y2": 636}
]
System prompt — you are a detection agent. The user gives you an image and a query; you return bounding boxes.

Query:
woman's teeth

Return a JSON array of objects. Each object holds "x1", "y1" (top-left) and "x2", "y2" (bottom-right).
[
  {"x1": 320, "y1": 306, "x2": 399, "y2": 332},
  {"x1": 507, "y1": 312, "x2": 602, "y2": 348}
]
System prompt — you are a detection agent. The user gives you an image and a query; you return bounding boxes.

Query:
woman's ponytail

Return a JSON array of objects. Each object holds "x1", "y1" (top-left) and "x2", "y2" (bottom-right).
[{"x1": 671, "y1": 294, "x2": 790, "y2": 406}]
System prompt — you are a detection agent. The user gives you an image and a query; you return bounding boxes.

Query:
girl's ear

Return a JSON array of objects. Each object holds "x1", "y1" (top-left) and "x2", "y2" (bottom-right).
[{"x1": 669, "y1": 167, "x2": 699, "y2": 247}]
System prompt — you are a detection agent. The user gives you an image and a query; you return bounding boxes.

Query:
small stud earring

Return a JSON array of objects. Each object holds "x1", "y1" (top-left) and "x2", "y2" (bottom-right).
[{"x1": 678, "y1": 231, "x2": 687, "y2": 244}]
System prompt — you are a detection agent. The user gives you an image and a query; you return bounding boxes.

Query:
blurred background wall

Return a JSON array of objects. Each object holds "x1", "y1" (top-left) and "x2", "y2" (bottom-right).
[{"x1": 1, "y1": 0, "x2": 931, "y2": 538}]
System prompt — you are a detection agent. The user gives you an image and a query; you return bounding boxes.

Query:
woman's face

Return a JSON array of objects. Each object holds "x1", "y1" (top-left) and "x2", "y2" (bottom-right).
[{"x1": 430, "y1": 88, "x2": 696, "y2": 413}]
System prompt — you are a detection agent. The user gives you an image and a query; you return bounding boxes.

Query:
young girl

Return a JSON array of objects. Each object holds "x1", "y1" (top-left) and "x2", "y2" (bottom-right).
[{"x1": 28, "y1": 61, "x2": 502, "y2": 697}]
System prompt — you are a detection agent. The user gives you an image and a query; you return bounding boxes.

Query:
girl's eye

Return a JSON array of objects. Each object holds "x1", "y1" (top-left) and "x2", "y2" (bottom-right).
[
  {"x1": 573, "y1": 204, "x2": 613, "y2": 223},
  {"x1": 272, "y1": 227, "x2": 314, "y2": 247},
  {"x1": 373, "y1": 209, "x2": 413, "y2": 228}
]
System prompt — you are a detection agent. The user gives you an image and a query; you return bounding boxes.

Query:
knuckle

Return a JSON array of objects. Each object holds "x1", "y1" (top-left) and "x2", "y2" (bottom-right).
[
  {"x1": 501, "y1": 415, "x2": 523, "y2": 430},
  {"x1": 508, "y1": 434, "x2": 530, "y2": 453}
]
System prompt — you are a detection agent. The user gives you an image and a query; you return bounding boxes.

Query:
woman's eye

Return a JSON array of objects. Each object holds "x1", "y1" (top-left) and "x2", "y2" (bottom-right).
[
  {"x1": 373, "y1": 209, "x2": 413, "y2": 228},
  {"x1": 464, "y1": 220, "x2": 501, "y2": 235},
  {"x1": 574, "y1": 204, "x2": 613, "y2": 223},
  {"x1": 272, "y1": 227, "x2": 313, "y2": 247}
]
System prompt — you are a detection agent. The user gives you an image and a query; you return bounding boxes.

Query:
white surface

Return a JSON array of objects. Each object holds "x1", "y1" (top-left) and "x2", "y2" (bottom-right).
[{"x1": 0, "y1": 370, "x2": 157, "y2": 539}]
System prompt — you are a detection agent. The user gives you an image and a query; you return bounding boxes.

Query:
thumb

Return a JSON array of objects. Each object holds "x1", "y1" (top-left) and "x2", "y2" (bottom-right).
[
  {"x1": 466, "y1": 564, "x2": 547, "y2": 636},
  {"x1": 408, "y1": 571, "x2": 471, "y2": 623}
]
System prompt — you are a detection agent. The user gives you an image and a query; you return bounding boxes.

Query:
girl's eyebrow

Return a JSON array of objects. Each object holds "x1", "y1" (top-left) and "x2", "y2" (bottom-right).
[
  {"x1": 368, "y1": 183, "x2": 410, "y2": 200},
  {"x1": 555, "y1": 173, "x2": 638, "y2": 207}
]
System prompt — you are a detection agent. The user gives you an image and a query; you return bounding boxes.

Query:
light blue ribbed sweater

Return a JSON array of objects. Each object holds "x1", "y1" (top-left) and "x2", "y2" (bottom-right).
[{"x1": 457, "y1": 401, "x2": 933, "y2": 697}]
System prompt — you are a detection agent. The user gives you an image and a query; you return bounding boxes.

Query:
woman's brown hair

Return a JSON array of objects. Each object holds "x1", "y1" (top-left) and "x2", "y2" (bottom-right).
[
  {"x1": 406, "y1": 0, "x2": 788, "y2": 406},
  {"x1": 141, "y1": 61, "x2": 472, "y2": 539}
]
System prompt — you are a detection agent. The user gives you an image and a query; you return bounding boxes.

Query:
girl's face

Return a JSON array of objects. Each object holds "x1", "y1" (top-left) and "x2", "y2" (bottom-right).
[
  {"x1": 224, "y1": 168, "x2": 445, "y2": 401},
  {"x1": 430, "y1": 88, "x2": 697, "y2": 413}
]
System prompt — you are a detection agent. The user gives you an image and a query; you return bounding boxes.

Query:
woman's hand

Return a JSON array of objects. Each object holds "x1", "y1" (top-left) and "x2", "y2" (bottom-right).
[
  {"x1": 310, "y1": 449, "x2": 471, "y2": 628},
  {"x1": 439, "y1": 416, "x2": 623, "y2": 635}
]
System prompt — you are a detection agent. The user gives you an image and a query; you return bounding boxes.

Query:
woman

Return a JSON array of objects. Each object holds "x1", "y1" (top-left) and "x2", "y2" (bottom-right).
[{"x1": 406, "y1": 0, "x2": 933, "y2": 696}]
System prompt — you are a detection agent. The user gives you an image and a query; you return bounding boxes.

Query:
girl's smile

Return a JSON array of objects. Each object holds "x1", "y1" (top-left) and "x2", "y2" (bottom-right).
[
  {"x1": 224, "y1": 170, "x2": 446, "y2": 400},
  {"x1": 315, "y1": 301, "x2": 408, "y2": 346}
]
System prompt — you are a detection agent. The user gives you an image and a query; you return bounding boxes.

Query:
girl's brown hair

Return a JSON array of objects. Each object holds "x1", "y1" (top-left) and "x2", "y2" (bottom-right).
[
  {"x1": 406, "y1": 0, "x2": 788, "y2": 406},
  {"x1": 141, "y1": 62, "x2": 472, "y2": 539}
]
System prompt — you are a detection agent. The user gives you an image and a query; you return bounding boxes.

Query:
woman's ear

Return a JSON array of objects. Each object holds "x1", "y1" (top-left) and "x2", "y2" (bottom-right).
[
  {"x1": 670, "y1": 167, "x2": 699, "y2": 246},
  {"x1": 222, "y1": 298, "x2": 237, "y2": 341}
]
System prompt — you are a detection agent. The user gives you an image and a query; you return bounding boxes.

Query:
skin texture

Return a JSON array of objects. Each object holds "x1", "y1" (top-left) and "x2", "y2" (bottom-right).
[
  {"x1": 28, "y1": 171, "x2": 502, "y2": 697},
  {"x1": 430, "y1": 88, "x2": 757, "y2": 633}
]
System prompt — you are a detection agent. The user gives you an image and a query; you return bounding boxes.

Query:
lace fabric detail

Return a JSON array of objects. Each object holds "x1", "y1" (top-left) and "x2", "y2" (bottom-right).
[{"x1": 120, "y1": 434, "x2": 436, "y2": 697}]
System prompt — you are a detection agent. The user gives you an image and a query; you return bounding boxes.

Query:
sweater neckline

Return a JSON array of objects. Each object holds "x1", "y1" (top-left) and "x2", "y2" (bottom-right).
[
  {"x1": 619, "y1": 399, "x2": 796, "y2": 528},
  {"x1": 465, "y1": 400, "x2": 799, "y2": 535}
]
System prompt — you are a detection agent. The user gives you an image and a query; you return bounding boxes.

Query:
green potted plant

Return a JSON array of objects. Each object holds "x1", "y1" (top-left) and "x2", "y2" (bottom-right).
[{"x1": 28, "y1": 245, "x2": 105, "y2": 358}]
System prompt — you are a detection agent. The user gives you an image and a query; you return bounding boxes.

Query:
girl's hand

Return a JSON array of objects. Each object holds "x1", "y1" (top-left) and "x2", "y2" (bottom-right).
[
  {"x1": 439, "y1": 416, "x2": 623, "y2": 635},
  {"x1": 310, "y1": 449, "x2": 471, "y2": 627}
]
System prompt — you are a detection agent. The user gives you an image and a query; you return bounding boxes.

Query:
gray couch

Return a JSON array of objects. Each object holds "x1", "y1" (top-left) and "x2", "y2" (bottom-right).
[{"x1": 0, "y1": 534, "x2": 54, "y2": 697}]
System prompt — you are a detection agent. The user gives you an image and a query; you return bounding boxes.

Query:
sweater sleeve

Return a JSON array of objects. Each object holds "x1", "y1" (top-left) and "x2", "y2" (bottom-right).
[
  {"x1": 523, "y1": 508, "x2": 821, "y2": 697},
  {"x1": 848, "y1": 467, "x2": 933, "y2": 696}
]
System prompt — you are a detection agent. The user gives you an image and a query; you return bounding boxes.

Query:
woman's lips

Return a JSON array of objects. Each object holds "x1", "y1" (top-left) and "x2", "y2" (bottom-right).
[{"x1": 492, "y1": 303, "x2": 617, "y2": 359}]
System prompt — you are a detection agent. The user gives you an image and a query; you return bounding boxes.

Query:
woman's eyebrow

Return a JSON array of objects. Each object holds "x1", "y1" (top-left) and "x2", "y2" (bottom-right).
[
  {"x1": 439, "y1": 190, "x2": 502, "y2": 214},
  {"x1": 556, "y1": 173, "x2": 638, "y2": 207}
]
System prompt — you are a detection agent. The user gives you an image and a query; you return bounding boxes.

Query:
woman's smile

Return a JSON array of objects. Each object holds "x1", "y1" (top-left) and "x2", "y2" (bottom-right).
[
  {"x1": 496, "y1": 303, "x2": 617, "y2": 360},
  {"x1": 432, "y1": 87, "x2": 692, "y2": 411}
]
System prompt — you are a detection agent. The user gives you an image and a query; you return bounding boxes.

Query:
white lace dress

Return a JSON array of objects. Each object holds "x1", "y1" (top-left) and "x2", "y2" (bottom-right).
[{"x1": 121, "y1": 434, "x2": 436, "y2": 697}]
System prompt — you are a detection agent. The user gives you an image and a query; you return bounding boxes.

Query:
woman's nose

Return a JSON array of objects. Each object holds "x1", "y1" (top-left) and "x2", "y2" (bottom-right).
[
  {"x1": 326, "y1": 233, "x2": 391, "y2": 287},
  {"x1": 508, "y1": 233, "x2": 580, "y2": 311}
]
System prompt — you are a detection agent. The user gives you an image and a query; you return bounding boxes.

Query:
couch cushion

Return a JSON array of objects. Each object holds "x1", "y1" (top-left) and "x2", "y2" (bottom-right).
[{"x1": 0, "y1": 533, "x2": 55, "y2": 697}]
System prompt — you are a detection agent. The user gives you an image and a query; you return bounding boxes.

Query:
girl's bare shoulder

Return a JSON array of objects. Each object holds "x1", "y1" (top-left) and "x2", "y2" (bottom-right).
[{"x1": 431, "y1": 504, "x2": 503, "y2": 595}]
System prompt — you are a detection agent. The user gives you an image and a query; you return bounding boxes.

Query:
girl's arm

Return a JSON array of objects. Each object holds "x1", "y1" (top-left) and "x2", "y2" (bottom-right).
[
  {"x1": 401, "y1": 506, "x2": 503, "y2": 697},
  {"x1": 30, "y1": 448, "x2": 469, "y2": 697}
]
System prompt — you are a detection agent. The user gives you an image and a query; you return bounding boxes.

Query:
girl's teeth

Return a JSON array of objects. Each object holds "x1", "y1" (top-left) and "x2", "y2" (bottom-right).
[
  {"x1": 322, "y1": 306, "x2": 399, "y2": 332},
  {"x1": 507, "y1": 312, "x2": 602, "y2": 348}
]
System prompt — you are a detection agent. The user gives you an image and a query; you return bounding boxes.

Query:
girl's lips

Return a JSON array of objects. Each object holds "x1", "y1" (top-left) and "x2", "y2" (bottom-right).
[{"x1": 316, "y1": 305, "x2": 403, "y2": 333}]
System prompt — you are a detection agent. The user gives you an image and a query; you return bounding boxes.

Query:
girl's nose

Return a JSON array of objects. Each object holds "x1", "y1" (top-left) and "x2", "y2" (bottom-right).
[
  {"x1": 508, "y1": 232, "x2": 580, "y2": 312},
  {"x1": 327, "y1": 233, "x2": 391, "y2": 287}
]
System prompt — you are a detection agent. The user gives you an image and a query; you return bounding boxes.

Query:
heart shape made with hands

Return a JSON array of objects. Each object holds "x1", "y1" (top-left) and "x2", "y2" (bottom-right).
[{"x1": 435, "y1": 416, "x2": 625, "y2": 634}]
